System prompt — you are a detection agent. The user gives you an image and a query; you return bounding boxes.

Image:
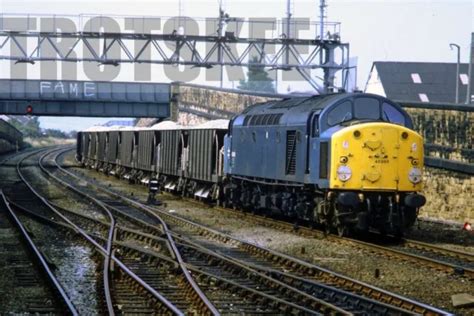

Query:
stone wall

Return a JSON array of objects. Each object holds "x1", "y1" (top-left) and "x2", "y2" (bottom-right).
[
  {"x1": 177, "y1": 112, "x2": 208, "y2": 126},
  {"x1": 171, "y1": 83, "x2": 281, "y2": 125},
  {"x1": 404, "y1": 106, "x2": 473, "y2": 223},
  {"x1": 421, "y1": 167, "x2": 473, "y2": 223},
  {"x1": 405, "y1": 108, "x2": 473, "y2": 164},
  {"x1": 135, "y1": 118, "x2": 159, "y2": 127}
]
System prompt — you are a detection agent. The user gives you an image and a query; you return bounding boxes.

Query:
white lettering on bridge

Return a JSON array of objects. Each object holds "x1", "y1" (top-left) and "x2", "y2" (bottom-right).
[{"x1": 39, "y1": 81, "x2": 97, "y2": 98}]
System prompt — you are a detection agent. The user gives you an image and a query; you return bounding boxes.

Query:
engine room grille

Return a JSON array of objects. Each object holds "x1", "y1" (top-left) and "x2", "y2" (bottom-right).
[
  {"x1": 319, "y1": 142, "x2": 329, "y2": 179},
  {"x1": 244, "y1": 113, "x2": 283, "y2": 126},
  {"x1": 286, "y1": 130, "x2": 297, "y2": 175}
]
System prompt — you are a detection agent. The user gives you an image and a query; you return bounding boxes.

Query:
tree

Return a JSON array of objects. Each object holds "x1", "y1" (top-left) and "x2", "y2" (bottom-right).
[
  {"x1": 238, "y1": 56, "x2": 275, "y2": 93},
  {"x1": 43, "y1": 128, "x2": 69, "y2": 139},
  {"x1": 8, "y1": 117, "x2": 75, "y2": 139},
  {"x1": 9, "y1": 117, "x2": 41, "y2": 138}
]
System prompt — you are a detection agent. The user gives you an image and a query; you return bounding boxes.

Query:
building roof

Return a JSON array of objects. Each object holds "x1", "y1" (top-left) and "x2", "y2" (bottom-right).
[{"x1": 365, "y1": 61, "x2": 473, "y2": 104}]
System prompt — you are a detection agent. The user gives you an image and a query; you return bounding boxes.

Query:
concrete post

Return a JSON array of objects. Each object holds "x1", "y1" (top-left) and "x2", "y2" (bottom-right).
[
  {"x1": 466, "y1": 33, "x2": 474, "y2": 104},
  {"x1": 450, "y1": 43, "x2": 460, "y2": 103}
]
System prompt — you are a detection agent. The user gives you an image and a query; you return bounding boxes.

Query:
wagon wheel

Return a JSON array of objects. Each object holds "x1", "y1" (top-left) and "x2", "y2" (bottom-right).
[{"x1": 220, "y1": 197, "x2": 229, "y2": 209}]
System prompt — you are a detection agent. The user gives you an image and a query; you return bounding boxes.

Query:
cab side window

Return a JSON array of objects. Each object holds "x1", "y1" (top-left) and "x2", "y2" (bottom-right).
[
  {"x1": 311, "y1": 115, "x2": 320, "y2": 137},
  {"x1": 327, "y1": 101, "x2": 352, "y2": 126},
  {"x1": 382, "y1": 102, "x2": 405, "y2": 125}
]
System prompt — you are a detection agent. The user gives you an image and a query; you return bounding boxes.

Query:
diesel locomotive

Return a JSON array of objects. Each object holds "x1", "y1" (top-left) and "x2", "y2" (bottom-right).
[{"x1": 77, "y1": 93, "x2": 426, "y2": 236}]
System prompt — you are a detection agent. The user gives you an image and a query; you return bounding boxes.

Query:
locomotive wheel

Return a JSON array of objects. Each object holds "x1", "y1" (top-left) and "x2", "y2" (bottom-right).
[
  {"x1": 336, "y1": 224, "x2": 349, "y2": 237},
  {"x1": 333, "y1": 217, "x2": 349, "y2": 237},
  {"x1": 393, "y1": 229, "x2": 403, "y2": 239},
  {"x1": 324, "y1": 223, "x2": 332, "y2": 235},
  {"x1": 392, "y1": 224, "x2": 404, "y2": 239}
]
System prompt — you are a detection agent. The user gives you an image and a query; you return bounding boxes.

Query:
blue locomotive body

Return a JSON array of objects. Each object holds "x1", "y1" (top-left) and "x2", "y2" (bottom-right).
[{"x1": 224, "y1": 93, "x2": 412, "y2": 188}]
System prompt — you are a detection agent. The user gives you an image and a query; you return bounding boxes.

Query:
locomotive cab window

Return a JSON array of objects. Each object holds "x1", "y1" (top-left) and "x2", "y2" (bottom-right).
[
  {"x1": 327, "y1": 100, "x2": 352, "y2": 126},
  {"x1": 354, "y1": 97, "x2": 380, "y2": 120},
  {"x1": 382, "y1": 102, "x2": 405, "y2": 126}
]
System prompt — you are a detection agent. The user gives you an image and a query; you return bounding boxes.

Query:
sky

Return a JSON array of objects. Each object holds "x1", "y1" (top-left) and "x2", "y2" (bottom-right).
[{"x1": 0, "y1": 0, "x2": 472, "y2": 131}]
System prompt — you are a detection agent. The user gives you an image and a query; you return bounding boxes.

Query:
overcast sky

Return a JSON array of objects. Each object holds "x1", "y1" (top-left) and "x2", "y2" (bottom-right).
[{"x1": 0, "y1": 0, "x2": 472, "y2": 131}]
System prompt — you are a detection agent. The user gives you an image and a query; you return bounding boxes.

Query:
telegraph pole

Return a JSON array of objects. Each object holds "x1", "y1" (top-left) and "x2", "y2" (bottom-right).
[
  {"x1": 285, "y1": 0, "x2": 293, "y2": 65},
  {"x1": 319, "y1": 0, "x2": 326, "y2": 40},
  {"x1": 319, "y1": 0, "x2": 335, "y2": 93},
  {"x1": 218, "y1": 0, "x2": 227, "y2": 88}
]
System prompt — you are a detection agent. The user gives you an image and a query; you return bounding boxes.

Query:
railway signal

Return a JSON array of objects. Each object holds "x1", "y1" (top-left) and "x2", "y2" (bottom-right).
[{"x1": 147, "y1": 178, "x2": 161, "y2": 205}]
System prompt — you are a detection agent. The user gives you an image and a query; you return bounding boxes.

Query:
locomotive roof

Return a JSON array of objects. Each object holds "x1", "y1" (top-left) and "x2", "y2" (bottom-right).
[
  {"x1": 238, "y1": 93, "x2": 347, "y2": 125},
  {"x1": 237, "y1": 93, "x2": 403, "y2": 126},
  {"x1": 242, "y1": 93, "x2": 349, "y2": 115}
]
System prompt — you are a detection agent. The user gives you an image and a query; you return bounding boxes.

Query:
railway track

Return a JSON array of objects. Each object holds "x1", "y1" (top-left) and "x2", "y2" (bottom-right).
[
  {"x1": 4, "y1": 149, "x2": 190, "y2": 315},
  {"x1": 49, "y1": 147, "x2": 453, "y2": 316},
  {"x1": 389, "y1": 239, "x2": 473, "y2": 275},
  {"x1": 13, "y1": 147, "x2": 327, "y2": 315},
  {"x1": 39, "y1": 152, "x2": 292, "y2": 314},
  {"x1": 220, "y1": 207, "x2": 474, "y2": 280},
  {"x1": 171, "y1": 190, "x2": 474, "y2": 280},
  {"x1": 41, "y1": 148, "x2": 345, "y2": 315},
  {"x1": 0, "y1": 189, "x2": 76, "y2": 314},
  {"x1": 86, "y1": 149, "x2": 473, "y2": 283},
  {"x1": 57, "y1": 147, "x2": 474, "y2": 282}
]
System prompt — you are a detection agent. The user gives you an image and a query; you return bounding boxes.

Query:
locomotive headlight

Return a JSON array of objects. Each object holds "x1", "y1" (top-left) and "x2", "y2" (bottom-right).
[
  {"x1": 337, "y1": 165, "x2": 352, "y2": 182},
  {"x1": 408, "y1": 167, "x2": 422, "y2": 184}
]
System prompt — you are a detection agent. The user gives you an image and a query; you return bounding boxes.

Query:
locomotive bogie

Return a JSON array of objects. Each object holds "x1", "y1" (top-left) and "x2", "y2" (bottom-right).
[{"x1": 324, "y1": 190, "x2": 422, "y2": 235}]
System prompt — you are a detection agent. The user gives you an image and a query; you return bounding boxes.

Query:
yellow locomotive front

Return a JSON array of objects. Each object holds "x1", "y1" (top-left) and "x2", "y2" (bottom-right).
[
  {"x1": 309, "y1": 94, "x2": 428, "y2": 236},
  {"x1": 326, "y1": 122, "x2": 426, "y2": 236},
  {"x1": 330, "y1": 122, "x2": 423, "y2": 192}
]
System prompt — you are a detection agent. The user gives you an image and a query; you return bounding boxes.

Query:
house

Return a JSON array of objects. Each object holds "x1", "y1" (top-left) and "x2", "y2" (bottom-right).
[{"x1": 365, "y1": 61, "x2": 473, "y2": 104}]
